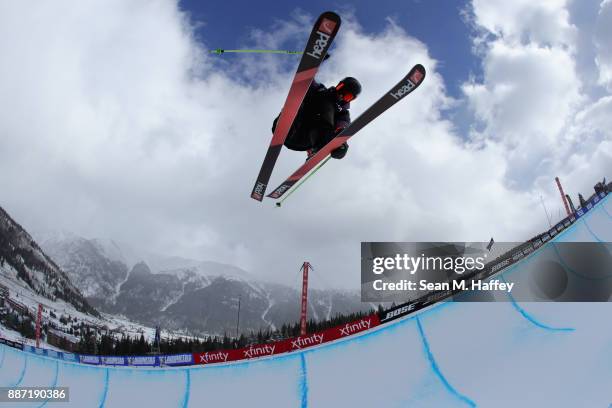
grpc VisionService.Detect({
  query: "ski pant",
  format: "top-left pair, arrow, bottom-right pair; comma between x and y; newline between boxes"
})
284,124 -> 334,151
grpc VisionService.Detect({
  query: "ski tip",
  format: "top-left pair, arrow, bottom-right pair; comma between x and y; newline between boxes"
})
316,11 -> 341,36
320,11 -> 341,21
407,64 -> 426,87
414,64 -> 426,78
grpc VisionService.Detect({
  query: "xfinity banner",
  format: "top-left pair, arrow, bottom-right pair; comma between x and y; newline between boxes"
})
362,241 -> 612,302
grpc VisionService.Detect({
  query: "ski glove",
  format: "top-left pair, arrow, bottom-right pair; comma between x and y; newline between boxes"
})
330,142 -> 348,159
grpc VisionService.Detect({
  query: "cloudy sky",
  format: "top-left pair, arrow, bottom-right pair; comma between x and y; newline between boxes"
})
0,0 -> 610,289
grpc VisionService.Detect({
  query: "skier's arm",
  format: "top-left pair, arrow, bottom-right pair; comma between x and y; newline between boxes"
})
330,108 -> 350,159
330,142 -> 348,159
334,109 -> 351,134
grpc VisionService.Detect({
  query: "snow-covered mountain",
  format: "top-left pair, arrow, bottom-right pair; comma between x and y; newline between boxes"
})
0,206 -> 97,316
35,234 -> 129,308
38,233 -> 371,336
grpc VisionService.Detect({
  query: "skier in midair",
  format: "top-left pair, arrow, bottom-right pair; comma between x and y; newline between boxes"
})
272,77 -> 361,160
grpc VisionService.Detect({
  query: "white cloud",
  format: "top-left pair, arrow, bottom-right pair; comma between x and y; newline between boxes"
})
463,0 -> 610,195
0,2 -> 609,290
463,42 -> 581,142
469,0 -> 577,48
595,0 -> 612,89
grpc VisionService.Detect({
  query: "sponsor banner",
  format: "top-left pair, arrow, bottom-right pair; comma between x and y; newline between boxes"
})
379,303 -> 418,324
194,350 -> 230,365
575,191 -> 606,219
101,356 -> 127,366
238,342 -> 285,360
61,352 -> 77,362
127,355 -> 158,366
0,338 -> 6,345
327,314 -> 380,341
194,314 -> 381,366
512,251 -> 524,261
11,341 -> 23,350
195,342 -> 286,365
34,347 -> 45,355
159,353 -> 193,366
288,332 -> 325,351
491,257 -> 510,273
45,349 -> 59,359
23,345 -> 35,353
290,314 -> 380,351
80,355 -> 101,365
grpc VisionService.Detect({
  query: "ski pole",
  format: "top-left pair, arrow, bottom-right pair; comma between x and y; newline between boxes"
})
210,49 -> 330,60
210,49 -> 302,55
275,155 -> 332,207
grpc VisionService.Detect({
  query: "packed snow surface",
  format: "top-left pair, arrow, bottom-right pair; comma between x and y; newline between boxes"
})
0,196 -> 611,407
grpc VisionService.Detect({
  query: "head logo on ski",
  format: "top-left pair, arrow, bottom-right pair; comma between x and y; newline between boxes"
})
306,18 -> 337,59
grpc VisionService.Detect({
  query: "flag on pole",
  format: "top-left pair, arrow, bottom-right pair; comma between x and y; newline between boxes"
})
154,325 -> 161,347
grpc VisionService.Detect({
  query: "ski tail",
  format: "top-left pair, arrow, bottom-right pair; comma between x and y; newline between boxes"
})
250,11 -> 341,201
267,64 -> 426,199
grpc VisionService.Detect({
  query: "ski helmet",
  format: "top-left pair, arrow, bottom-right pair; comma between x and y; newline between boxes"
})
335,77 -> 361,102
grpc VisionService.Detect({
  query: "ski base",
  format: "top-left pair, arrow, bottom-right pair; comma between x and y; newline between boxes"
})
250,11 -> 341,201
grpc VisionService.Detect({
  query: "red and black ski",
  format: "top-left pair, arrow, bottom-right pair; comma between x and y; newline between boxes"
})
267,64 -> 426,200
250,11 -> 341,201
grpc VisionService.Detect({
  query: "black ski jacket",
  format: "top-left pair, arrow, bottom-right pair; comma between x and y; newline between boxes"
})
272,81 -> 351,154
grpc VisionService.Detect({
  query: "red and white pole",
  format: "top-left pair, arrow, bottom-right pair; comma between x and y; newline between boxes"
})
555,177 -> 571,216
300,262 -> 311,336
35,304 -> 42,348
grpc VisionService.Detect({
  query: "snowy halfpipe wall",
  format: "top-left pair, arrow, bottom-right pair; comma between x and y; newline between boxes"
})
0,194 -> 611,407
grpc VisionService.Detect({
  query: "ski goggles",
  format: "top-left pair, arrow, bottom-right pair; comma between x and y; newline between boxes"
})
336,83 -> 355,102
340,92 -> 355,102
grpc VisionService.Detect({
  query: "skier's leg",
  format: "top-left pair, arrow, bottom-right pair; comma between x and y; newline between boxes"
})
283,121 -> 311,151
310,126 -> 349,159
308,127 -> 328,150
